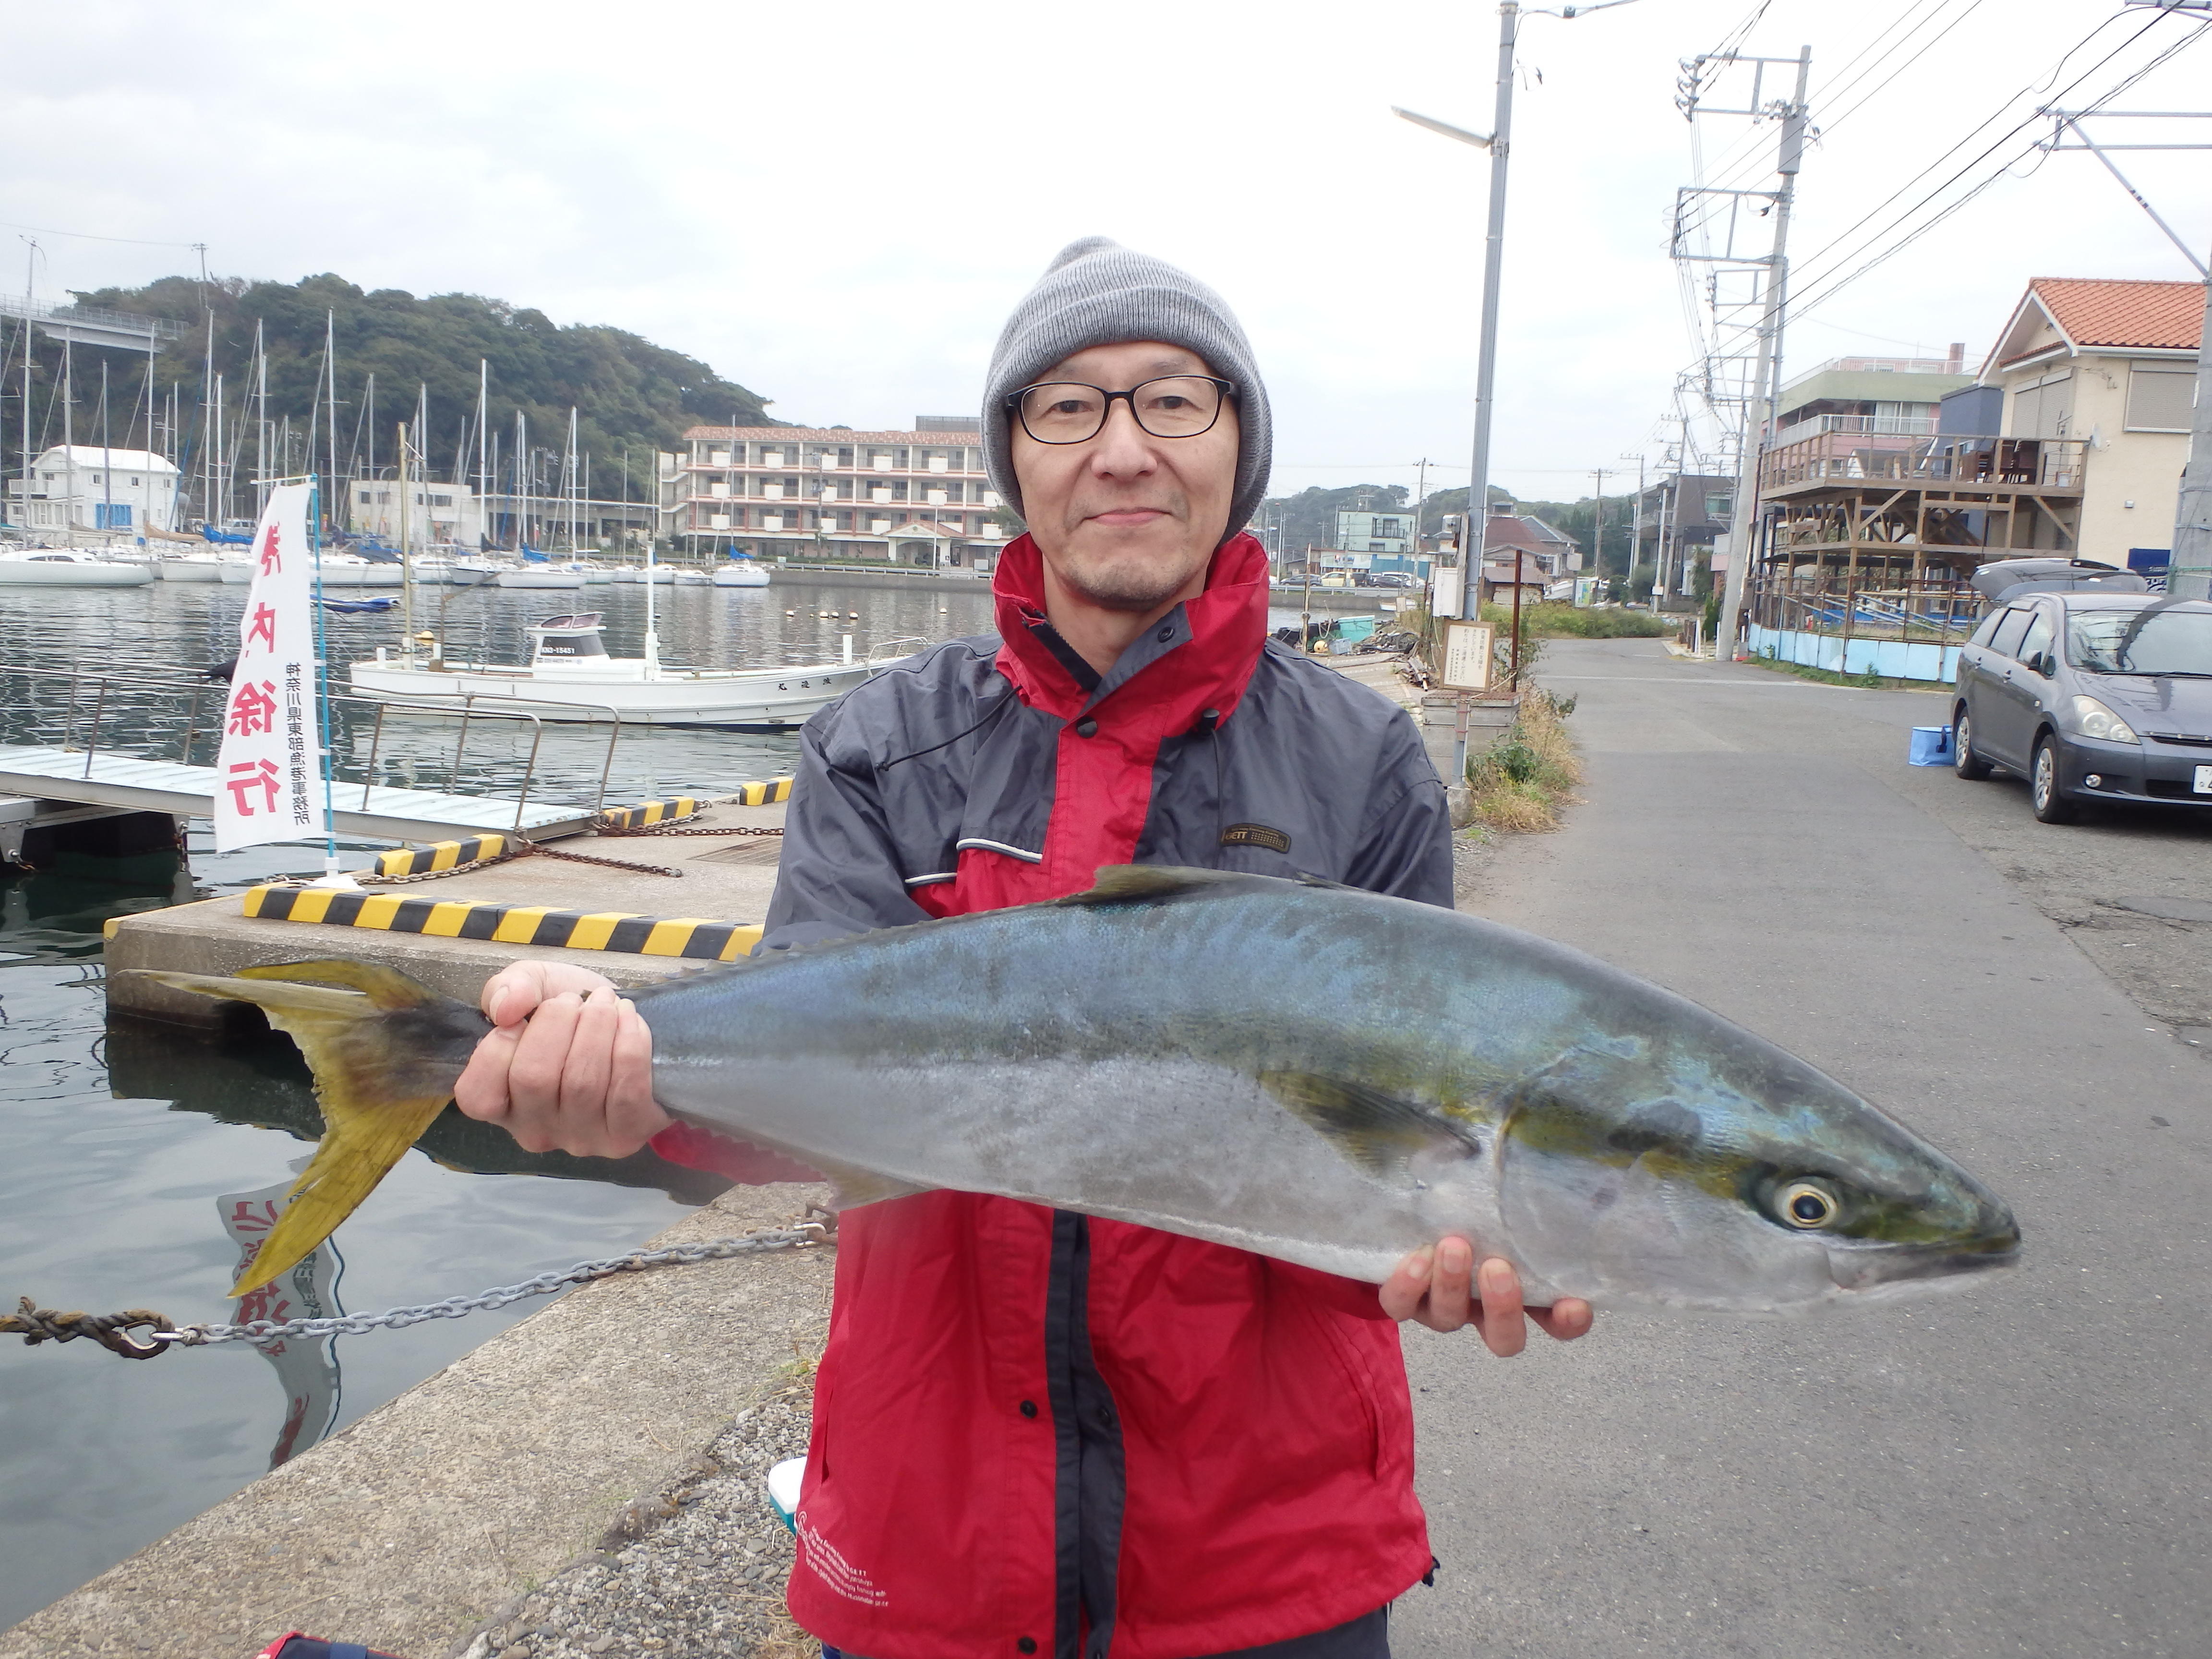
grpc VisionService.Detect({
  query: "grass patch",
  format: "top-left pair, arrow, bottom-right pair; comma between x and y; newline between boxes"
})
1741,651 -> 1949,694
1485,602 -> 1673,640
1464,688 -> 1581,834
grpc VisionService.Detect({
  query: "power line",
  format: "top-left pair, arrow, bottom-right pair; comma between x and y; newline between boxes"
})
0,219 -> 204,250
1785,14 -> 2210,321
1782,8 -> 2164,297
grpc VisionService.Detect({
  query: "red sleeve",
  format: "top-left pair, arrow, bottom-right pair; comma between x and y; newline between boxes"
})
650,1122 -> 825,1186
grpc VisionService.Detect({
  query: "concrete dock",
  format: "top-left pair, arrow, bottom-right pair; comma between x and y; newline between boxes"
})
108,796 -> 791,1029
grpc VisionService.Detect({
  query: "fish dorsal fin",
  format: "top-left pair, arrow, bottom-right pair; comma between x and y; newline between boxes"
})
1060,866 -> 1279,907
1259,1070 -> 1483,1176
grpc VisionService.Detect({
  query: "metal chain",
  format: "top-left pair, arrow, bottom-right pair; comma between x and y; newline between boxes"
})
6,1226 -> 830,1359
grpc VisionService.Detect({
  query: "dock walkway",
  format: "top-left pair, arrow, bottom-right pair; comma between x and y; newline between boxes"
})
0,743 -> 600,843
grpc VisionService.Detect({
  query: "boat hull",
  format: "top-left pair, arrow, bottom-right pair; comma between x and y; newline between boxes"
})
0,559 -> 156,587
496,570 -> 588,589
346,660 -> 874,727
711,565 -> 772,588
157,559 -> 231,582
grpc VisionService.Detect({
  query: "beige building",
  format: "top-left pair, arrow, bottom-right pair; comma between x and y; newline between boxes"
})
1982,277 -> 2201,565
659,416 -> 1010,566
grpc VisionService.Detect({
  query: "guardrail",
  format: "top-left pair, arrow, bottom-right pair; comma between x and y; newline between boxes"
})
1760,432 -> 2086,494
0,655 -> 625,825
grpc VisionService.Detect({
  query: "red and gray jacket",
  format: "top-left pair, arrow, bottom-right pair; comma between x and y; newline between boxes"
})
654,531 -> 1450,1658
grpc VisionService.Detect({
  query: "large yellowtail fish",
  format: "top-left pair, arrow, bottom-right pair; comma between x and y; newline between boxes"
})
130,868 -> 2020,1308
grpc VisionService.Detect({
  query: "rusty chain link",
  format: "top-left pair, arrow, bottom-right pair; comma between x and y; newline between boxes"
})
6,1224 -> 832,1360
2,1297 -> 177,1360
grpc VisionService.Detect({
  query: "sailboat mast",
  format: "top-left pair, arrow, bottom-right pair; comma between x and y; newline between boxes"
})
198,311 -> 214,531
325,310 -> 339,534
253,319 -> 267,512
515,408 -> 527,552
398,420 -> 415,645
565,406 -> 579,554
61,334 -> 75,546
100,360 -> 113,541
475,359 -> 488,553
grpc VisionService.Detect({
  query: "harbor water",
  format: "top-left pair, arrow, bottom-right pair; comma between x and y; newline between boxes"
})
0,574 -> 995,1629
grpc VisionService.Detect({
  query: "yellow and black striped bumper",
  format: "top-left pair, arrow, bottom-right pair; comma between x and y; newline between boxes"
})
242,884 -> 765,961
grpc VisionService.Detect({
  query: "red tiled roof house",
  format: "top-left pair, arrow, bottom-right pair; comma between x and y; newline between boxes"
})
1981,278 -> 2202,565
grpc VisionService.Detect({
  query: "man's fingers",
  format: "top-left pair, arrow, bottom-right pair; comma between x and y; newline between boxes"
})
1528,1297 -> 1595,1343
453,1024 -> 522,1123
1422,1237 -> 1475,1334
558,989 -> 621,1154
1472,1256 -> 1527,1358
1378,1246 -> 1436,1323
605,999 -> 670,1152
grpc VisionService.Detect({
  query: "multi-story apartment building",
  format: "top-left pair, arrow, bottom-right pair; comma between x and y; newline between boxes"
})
659,416 -> 1010,566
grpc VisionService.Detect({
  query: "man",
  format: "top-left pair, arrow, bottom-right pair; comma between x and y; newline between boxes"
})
455,238 -> 1591,1659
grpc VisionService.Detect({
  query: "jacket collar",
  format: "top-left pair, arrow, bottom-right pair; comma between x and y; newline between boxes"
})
992,532 -> 1271,729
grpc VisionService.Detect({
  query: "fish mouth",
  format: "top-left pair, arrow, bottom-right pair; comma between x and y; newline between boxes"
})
1826,1230 -> 2022,1294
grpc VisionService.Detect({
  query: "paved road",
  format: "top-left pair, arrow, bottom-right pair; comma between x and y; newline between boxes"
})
1393,638 -> 2210,1659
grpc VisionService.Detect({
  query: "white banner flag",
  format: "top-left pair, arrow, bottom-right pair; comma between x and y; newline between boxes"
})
213,482 -> 325,852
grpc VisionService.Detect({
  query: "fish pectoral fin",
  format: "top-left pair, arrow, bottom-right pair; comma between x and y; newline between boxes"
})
1259,1070 -> 1482,1177
806,1152 -> 931,1212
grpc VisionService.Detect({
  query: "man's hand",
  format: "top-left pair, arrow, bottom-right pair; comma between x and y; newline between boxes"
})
452,961 -> 668,1158
1380,1237 -> 1594,1357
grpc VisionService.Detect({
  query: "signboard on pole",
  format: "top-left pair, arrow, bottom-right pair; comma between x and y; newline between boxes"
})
213,482 -> 321,852
1438,620 -> 1495,692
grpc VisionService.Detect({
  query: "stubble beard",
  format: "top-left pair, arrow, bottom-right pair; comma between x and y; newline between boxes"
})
1051,497 -> 1210,613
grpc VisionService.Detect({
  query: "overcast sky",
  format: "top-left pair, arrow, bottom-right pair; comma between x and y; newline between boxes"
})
4,0 -> 2206,505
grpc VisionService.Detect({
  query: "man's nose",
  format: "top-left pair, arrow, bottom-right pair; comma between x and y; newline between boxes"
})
1086,399 -> 1159,476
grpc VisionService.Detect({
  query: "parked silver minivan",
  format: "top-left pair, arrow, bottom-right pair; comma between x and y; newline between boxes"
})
1952,592 -> 2212,823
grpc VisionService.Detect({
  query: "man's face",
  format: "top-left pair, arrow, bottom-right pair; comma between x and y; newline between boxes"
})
1009,340 -> 1239,613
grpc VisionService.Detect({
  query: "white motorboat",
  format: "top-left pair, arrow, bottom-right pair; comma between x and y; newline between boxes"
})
157,552 -> 247,583
673,569 -> 712,587
711,560 -> 771,588
0,548 -> 157,587
497,565 -> 588,590
347,612 -> 876,728
216,553 -> 402,588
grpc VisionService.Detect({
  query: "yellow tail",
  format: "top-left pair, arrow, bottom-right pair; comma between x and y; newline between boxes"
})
124,962 -> 486,1296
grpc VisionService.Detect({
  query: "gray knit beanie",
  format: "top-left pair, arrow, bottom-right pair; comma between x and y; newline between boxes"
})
982,237 -> 1272,544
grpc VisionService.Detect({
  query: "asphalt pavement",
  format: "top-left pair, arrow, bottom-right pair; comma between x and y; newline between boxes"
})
1392,637 -> 2210,1659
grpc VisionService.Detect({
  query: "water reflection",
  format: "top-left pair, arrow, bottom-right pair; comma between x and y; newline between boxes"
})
218,1165 -> 347,1469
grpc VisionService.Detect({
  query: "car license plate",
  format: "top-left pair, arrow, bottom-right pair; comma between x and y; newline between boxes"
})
2197,765 -> 2212,794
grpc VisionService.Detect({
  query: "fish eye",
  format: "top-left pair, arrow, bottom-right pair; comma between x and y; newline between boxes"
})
1778,1179 -> 1839,1229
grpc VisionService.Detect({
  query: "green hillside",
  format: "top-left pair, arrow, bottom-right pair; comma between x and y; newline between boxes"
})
21,272 -> 778,494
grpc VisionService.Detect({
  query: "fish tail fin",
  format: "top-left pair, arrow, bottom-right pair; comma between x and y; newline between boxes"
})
123,962 -> 485,1296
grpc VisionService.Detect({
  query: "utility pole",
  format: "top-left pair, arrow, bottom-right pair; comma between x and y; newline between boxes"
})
2039,91 -> 2212,597
1393,0 -> 1642,653
1588,467 -> 1611,599
1713,46 -> 1811,662
1622,452 -> 1647,601
2176,260 -> 2212,600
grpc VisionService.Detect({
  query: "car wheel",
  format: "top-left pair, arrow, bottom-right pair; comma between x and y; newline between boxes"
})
2031,733 -> 2080,824
1953,706 -> 1993,780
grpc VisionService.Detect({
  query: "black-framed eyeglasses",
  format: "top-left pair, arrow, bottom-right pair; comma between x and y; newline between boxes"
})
1008,375 -> 1238,445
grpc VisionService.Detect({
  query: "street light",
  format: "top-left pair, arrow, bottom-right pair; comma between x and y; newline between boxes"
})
1394,0 -> 1641,658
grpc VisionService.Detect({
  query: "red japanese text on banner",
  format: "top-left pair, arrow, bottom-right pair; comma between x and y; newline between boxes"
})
213,482 -> 323,852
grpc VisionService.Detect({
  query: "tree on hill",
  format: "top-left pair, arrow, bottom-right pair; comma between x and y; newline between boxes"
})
13,273 -> 777,508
